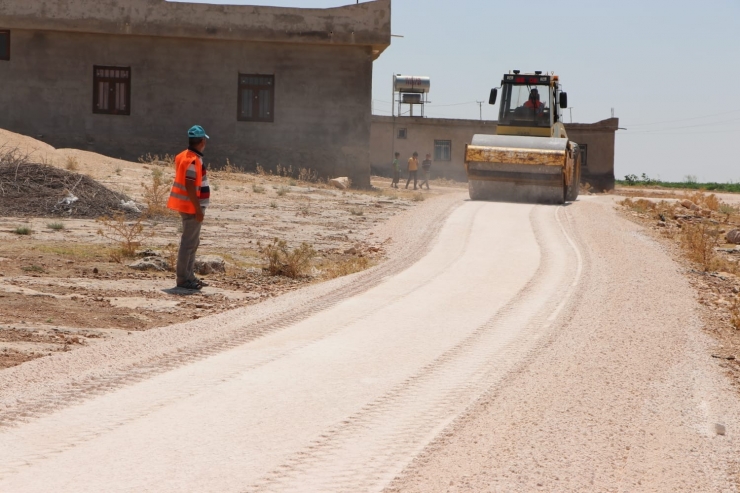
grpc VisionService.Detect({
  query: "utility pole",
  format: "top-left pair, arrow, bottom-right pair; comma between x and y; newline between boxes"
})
569,107 -> 573,124
476,101 -> 484,121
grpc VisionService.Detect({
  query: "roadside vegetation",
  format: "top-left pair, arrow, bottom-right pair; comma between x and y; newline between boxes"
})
619,191 -> 740,334
618,173 -> 740,193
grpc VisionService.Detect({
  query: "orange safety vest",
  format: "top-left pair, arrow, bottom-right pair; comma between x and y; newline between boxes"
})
167,150 -> 203,214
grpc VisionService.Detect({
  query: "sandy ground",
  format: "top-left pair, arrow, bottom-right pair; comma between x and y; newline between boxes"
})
1,192 -> 738,491
1,128 -> 456,368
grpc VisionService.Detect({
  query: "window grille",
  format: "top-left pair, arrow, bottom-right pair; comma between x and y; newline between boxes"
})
93,66 -> 131,115
238,74 -> 274,122
0,31 -> 10,61
397,128 -> 407,139
434,140 -> 452,161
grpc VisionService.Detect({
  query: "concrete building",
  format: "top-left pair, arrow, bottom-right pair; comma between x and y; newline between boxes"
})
0,0 -> 391,187
370,116 -> 618,191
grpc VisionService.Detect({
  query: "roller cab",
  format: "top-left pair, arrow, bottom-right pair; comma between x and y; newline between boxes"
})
465,71 -> 580,203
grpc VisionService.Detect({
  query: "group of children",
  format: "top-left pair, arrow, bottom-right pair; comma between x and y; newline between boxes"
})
390,151 -> 432,190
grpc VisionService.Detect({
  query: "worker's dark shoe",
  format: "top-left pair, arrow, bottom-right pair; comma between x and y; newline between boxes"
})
177,280 -> 202,291
194,277 -> 209,288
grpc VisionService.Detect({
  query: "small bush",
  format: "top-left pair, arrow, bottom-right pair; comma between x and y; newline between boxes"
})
270,201 -> 278,209
731,297 -> 740,330
262,238 -> 316,278
21,265 -> 45,273
65,156 -> 79,171
13,226 -> 32,235
289,179 -> 297,187
680,220 -> 720,271
412,192 -> 425,202
114,165 -> 122,175
253,184 -> 265,193
96,213 -> 150,258
277,186 -> 289,197
349,207 -> 364,216
163,243 -> 178,272
47,222 -> 65,231
141,167 -> 172,217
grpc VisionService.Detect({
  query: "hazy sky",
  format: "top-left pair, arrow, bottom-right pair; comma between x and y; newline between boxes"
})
173,0 -> 740,182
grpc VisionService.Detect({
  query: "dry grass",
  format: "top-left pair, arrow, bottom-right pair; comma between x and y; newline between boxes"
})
277,186 -> 289,197
65,156 -> 79,171
252,184 -> 265,194
262,238 -> 316,278
13,226 -> 32,235
139,153 -> 175,168
323,256 -> 370,279
349,207 -> 364,216
412,192 -> 425,202
162,243 -> 178,273
96,213 -> 150,259
46,222 -> 65,231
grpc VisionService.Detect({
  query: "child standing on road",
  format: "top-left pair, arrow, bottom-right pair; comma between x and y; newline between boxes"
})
420,153 -> 432,190
406,152 -> 419,190
391,152 -> 401,188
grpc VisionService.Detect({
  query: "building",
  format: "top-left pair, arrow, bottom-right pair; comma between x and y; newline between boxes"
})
0,0 -> 391,187
370,116 -> 618,191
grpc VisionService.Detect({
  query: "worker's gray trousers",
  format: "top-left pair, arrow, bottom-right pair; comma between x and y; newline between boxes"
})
176,212 -> 202,286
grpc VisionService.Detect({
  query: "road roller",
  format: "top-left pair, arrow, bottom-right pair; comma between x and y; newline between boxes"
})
464,71 -> 581,203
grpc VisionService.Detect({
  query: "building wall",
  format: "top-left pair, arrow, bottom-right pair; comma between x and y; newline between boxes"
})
370,116 -> 618,190
0,29 -> 375,186
370,116 -> 497,182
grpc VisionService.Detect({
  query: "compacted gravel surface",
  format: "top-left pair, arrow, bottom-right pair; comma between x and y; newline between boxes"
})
1,194 -> 738,492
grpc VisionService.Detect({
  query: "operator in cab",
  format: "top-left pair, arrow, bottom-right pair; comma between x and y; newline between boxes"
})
523,88 -> 545,115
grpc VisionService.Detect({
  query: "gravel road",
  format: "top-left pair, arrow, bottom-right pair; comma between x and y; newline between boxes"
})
1,195 -> 738,492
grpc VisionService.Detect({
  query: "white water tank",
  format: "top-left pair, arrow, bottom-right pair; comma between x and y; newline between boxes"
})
394,76 -> 431,94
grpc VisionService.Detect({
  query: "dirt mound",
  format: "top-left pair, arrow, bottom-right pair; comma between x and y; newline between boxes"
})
0,153 -> 134,218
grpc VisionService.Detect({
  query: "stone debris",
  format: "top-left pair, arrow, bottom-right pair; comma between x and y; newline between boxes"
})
714,423 -> 726,436
726,229 -> 740,244
329,177 -> 350,190
195,255 -> 226,275
129,257 -> 170,272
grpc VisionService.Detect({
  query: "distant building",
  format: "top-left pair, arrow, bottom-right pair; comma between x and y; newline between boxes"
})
370,116 -> 618,191
0,0 -> 391,187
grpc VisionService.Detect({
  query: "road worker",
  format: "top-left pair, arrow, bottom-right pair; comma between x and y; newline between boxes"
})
167,125 -> 211,290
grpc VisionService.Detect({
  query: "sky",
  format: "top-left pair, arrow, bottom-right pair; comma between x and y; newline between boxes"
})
172,0 -> 740,182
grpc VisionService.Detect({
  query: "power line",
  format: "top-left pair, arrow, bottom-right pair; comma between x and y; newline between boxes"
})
628,108 -> 740,127
624,117 -> 740,134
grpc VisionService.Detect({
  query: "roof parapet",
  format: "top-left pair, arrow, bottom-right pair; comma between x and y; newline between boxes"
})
0,0 -> 391,57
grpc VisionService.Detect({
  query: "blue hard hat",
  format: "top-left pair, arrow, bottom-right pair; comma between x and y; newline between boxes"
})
188,125 -> 210,139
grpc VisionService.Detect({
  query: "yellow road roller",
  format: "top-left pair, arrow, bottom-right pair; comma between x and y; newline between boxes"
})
464,71 -> 581,203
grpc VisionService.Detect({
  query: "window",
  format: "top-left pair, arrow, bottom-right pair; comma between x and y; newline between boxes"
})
579,144 -> 588,171
434,140 -> 452,161
0,31 -> 9,61
498,83 -> 552,128
238,74 -> 274,122
93,66 -> 131,115
397,128 -> 407,139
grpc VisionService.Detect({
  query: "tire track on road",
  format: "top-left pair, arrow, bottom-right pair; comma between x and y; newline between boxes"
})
244,204 -> 584,492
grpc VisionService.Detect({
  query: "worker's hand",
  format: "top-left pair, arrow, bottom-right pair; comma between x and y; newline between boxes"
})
195,211 -> 205,223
